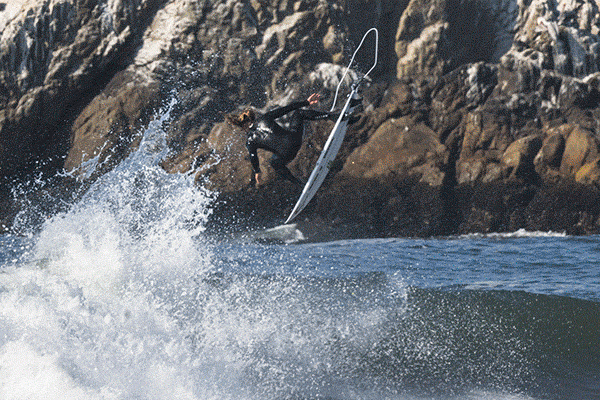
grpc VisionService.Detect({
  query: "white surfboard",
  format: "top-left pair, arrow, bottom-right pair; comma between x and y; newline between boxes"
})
285,89 -> 361,224
285,27 -> 379,224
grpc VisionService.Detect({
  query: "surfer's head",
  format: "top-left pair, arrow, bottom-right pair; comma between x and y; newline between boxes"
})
227,108 -> 255,130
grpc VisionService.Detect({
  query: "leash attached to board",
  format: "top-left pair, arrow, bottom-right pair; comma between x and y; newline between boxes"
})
285,28 -> 379,224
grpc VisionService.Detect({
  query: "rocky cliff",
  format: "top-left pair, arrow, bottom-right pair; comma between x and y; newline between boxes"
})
1,0 -> 600,239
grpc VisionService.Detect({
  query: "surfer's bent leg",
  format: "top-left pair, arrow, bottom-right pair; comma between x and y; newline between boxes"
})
269,154 -> 303,187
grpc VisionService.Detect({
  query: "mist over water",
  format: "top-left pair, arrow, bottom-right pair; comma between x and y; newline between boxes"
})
0,96 -> 598,400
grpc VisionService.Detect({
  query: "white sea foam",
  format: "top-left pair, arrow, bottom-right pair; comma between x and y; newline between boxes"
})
459,228 -> 567,239
0,97 -> 220,399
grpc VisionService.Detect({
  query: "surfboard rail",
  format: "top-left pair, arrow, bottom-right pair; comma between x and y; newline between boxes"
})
285,89 -> 360,224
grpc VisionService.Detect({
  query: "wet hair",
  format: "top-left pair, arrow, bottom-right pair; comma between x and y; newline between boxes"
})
226,108 -> 256,128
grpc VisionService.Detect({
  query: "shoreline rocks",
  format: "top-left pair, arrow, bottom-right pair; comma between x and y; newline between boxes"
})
1,0 -> 600,239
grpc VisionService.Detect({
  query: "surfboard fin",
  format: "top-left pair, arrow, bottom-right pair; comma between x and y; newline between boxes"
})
349,96 -> 362,107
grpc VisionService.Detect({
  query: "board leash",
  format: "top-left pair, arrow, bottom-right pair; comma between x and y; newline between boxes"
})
330,28 -> 379,113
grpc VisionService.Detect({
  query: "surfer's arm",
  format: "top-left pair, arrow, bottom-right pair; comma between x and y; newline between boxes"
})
263,101 -> 310,120
263,94 -> 320,119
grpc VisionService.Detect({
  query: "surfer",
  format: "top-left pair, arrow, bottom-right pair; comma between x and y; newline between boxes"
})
227,93 -> 344,187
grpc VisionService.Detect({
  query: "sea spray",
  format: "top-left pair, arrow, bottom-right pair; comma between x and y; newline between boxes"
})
0,96 -> 220,399
28,96 -> 215,293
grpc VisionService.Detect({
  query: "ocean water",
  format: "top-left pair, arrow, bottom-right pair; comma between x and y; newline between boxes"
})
0,102 -> 599,400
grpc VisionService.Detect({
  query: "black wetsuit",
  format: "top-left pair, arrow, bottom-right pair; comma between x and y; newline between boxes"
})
246,100 -> 333,186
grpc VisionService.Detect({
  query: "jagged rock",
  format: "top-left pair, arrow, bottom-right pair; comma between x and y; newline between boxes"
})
576,157 -> 600,186
456,108 -> 512,184
190,122 -> 254,192
0,0 -> 165,179
342,116 -> 446,186
394,0 -> 517,80
64,70 -> 160,179
534,130 -> 566,177
560,126 -> 599,176
2,0 -> 600,237
501,134 -> 543,180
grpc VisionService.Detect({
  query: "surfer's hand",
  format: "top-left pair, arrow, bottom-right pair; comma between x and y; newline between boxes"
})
307,93 -> 320,105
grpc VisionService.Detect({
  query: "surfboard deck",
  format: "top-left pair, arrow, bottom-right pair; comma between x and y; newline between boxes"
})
283,28 -> 377,224
285,89 -> 361,224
